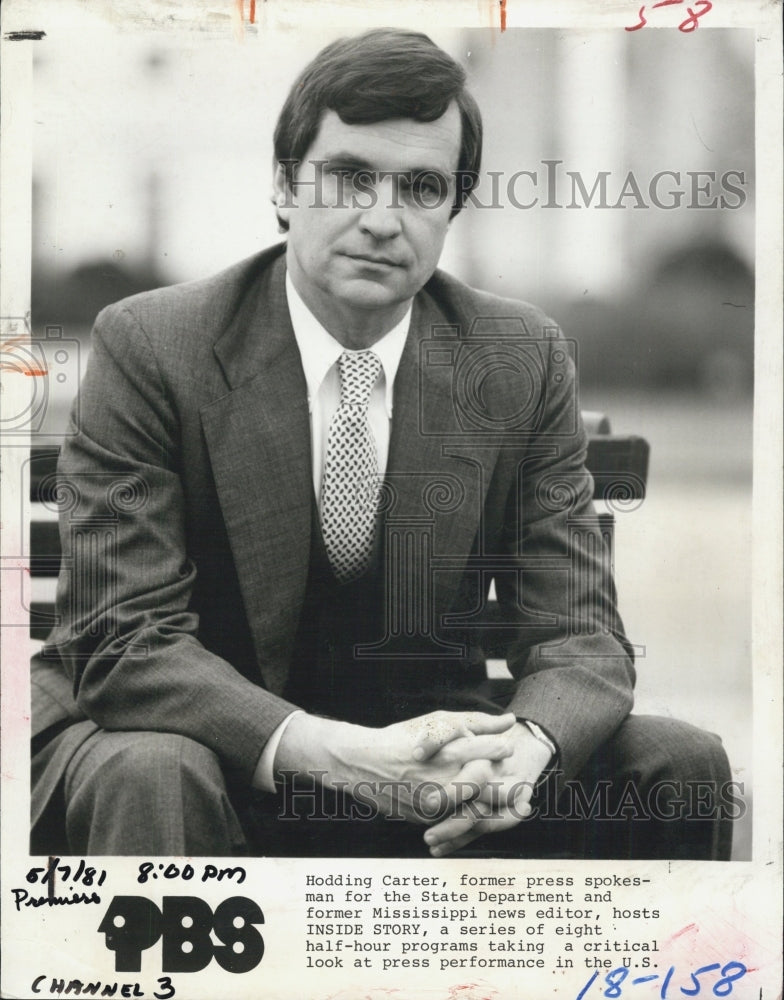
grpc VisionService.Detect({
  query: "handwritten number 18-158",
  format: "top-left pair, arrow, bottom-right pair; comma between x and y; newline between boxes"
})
576,962 -> 747,1000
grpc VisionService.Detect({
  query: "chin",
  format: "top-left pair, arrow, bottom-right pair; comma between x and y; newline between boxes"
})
336,278 -> 407,310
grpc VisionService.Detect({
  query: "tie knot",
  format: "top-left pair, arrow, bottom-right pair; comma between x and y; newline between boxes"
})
337,350 -> 381,408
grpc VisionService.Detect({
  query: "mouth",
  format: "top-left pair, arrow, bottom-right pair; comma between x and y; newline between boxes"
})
343,253 -> 403,268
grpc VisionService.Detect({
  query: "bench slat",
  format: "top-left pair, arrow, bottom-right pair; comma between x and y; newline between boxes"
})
28,417 -> 647,647
30,520 -> 61,577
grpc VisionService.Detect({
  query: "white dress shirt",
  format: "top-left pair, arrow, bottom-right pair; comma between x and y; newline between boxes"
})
252,274 -> 411,790
286,272 -> 411,500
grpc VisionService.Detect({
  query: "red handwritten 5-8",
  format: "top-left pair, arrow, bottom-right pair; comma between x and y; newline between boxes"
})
626,0 -> 713,33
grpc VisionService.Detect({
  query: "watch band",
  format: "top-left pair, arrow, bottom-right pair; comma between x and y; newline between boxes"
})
523,719 -> 557,760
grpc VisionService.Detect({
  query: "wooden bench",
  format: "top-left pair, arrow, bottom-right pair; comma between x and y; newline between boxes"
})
27,412 -> 649,651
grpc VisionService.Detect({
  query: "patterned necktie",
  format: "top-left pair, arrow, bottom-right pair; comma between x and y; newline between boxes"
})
320,350 -> 382,583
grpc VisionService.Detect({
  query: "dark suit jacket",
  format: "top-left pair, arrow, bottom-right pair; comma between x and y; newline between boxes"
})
32,243 -> 634,826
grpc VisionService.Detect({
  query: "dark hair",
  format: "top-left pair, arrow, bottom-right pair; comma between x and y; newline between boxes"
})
273,28 -> 482,226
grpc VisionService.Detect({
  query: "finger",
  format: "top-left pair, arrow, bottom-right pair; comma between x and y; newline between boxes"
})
426,806 -> 524,857
411,712 -> 516,761
454,757 -> 496,791
425,786 -> 530,844
473,775 -> 537,812
421,758 -> 495,815
511,783 -> 535,816
424,801 -> 493,846
427,827 -> 485,857
434,733 -> 514,766
425,809 -> 498,856
462,712 -> 517,736
408,712 -> 468,761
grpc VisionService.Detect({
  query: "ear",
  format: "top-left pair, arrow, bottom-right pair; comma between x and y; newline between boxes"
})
272,160 -> 295,227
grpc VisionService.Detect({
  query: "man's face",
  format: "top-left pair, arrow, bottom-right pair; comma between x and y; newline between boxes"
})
274,103 -> 461,342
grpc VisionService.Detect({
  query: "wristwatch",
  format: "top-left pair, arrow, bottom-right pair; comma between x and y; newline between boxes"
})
522,719 -> 558,769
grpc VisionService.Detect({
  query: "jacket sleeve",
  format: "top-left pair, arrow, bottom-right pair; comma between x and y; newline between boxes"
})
50,303 -> 299,781
495,327 -> 636,787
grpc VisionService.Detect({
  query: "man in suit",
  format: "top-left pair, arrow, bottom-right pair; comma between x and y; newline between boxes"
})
31,28 -> 733,859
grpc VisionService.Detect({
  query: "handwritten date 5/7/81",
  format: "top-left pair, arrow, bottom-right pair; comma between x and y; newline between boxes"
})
577,962 -> 747,1000
26,859 -> 106,887
137,861 -> 246,884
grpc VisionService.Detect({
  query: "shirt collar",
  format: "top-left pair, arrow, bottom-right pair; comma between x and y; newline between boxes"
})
286,271 -> 410,418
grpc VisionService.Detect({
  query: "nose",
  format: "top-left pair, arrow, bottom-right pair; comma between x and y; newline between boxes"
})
358,174 -> 404,240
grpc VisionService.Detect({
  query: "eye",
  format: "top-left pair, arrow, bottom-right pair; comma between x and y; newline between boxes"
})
409,173 -> 448,206
413,179 -> 439,197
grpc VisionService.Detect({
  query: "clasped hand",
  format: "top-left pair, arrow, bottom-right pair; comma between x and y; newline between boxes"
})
279,709 -> 552,856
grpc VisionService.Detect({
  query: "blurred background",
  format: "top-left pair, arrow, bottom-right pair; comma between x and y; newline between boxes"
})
28,9 -> 753,856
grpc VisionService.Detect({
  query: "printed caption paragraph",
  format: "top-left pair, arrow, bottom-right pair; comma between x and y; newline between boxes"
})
302,872 -> 660,972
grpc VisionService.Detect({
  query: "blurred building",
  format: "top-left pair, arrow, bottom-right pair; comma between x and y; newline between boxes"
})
32,20 -> 754,398
445,29 -> 754,393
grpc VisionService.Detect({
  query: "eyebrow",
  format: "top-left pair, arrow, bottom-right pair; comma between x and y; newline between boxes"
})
320,154 -> 375,170
320,153 -> 454,178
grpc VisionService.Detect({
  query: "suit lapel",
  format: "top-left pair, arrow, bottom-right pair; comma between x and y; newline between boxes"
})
201,253 -> 312,695
200,256 -> 503,688
386,291 -> 500,628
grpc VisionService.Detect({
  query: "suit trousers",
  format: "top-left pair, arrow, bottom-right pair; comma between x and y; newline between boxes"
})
41,711 -> 734,861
